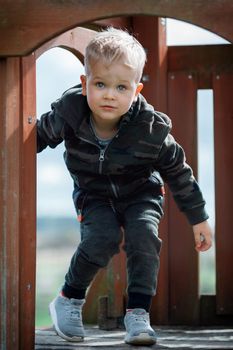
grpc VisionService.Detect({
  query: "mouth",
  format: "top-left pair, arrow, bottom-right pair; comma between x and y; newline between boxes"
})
101,105 -> 117,110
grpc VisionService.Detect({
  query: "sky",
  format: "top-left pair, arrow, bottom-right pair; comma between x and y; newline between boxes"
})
36,18 -> 230,220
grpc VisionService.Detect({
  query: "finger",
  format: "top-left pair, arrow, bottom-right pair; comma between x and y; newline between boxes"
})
194,233 -> 203,249
195,234 -> 212,252
197,239 -> 212,252
195,240 -> 202,251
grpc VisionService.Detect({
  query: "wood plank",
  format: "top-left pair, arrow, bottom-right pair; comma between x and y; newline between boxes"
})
106,241 -> 127,319
0,57 -> 21,348
0,58 -> 7,349
35,326 -> 233,349
131,15 -> 169,325
168,45 -> 233,73
0,0 -> 233,56
19,54 -> 37,349
93,17 -> 132,30
168,45 -> 233,89
83,269 -> 108,324
200,295 -> 233,325
0,55 -> 37,349
83,240 -> 127,325
213,73 -> 233,315
167,71 -> 199,325
35,27 -> 97,61
132,16 -> 168,111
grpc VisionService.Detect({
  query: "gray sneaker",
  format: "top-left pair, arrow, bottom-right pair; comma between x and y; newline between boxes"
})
49,295 -> 85,342
124,308 -> 157,345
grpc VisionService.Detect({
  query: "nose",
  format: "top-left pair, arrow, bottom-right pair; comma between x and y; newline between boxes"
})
104,88 -> 115,100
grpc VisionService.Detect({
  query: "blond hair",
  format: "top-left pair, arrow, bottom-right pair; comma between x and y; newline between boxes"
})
84,27 -> 147,82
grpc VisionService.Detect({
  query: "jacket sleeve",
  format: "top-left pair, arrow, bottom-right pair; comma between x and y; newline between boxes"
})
37,100 -> 65,153
156,133 -> 209,225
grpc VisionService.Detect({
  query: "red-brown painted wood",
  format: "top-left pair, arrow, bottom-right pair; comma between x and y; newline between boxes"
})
132,15 -> 169,325
19,54 -> 37,349
213,73 -> 233,315
168,45 -> 233,89
35,27 -> 97,61
167,71 -> 199,325
0,1 -> 232,56
0,57 -> 21,348
0,55 -> 37,350
0,8 -> 233,349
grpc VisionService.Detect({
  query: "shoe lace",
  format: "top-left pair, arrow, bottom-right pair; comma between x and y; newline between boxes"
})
63,300 -> 81,321
130,312 -> 148,324
69,308 -> 81,321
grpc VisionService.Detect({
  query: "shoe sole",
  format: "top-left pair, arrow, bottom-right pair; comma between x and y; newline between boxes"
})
125,332 -> 157,345
49,300 -> 84,342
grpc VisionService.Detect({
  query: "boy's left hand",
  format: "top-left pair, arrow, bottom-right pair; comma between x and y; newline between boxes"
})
192,220 -> 213,252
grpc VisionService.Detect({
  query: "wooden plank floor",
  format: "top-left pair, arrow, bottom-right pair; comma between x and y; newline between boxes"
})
35,326 -> 233,349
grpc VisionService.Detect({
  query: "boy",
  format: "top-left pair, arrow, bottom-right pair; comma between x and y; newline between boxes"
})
37,28 -> 212,346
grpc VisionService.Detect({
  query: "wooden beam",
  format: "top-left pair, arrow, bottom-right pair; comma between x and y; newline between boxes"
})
0,0 -> 232,56
168,45 -> 233,73
168,45 -> 233,88
93,16 -> 132,30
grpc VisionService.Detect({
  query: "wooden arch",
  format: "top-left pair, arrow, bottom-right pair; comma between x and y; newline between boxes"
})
0,0 -> 232,57
35,27 -> 96,61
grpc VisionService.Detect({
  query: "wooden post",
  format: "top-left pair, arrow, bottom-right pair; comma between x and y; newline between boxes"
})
167,71 -> 199,325
214,73 -> 233,315
0,55 -> 36,350
131,15 -> 169,325
0,57 -> 21,349
19,54 -> 37,349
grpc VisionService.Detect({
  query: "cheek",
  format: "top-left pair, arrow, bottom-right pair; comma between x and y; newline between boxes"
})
118,97 -> 134,114
121,94 -> 136,107
87,90 -> 97,107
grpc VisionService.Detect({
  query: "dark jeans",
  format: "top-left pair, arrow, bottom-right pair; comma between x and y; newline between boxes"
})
65,188 -> 164,296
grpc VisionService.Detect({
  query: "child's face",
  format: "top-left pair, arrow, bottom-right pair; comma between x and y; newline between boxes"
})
80,59 -> 143,129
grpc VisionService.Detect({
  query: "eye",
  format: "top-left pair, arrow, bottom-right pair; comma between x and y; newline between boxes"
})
117,85 -> 126,92
96,82 -> 105,89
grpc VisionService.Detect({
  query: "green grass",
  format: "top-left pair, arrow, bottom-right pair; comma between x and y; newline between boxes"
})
36,248 -> 75,327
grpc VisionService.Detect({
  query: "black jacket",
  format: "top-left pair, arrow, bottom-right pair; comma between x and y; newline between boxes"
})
37,85 -> 208,225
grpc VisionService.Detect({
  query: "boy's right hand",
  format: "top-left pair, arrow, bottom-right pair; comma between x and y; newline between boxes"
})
192,220 -> 213,252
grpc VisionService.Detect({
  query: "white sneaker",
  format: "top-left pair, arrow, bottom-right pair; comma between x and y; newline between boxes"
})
49,295 -> 85,342
124,308 -> 157,345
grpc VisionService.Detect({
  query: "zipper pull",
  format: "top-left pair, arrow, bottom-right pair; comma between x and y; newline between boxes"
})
99,149 -> 105,161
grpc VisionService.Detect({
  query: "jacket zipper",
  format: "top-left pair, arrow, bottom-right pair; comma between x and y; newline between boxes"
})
79,135 -> 120,198
99,148 -> 105,173
79,135 -> 103,172
99,145 -> 119,198
109,178 -> 119,198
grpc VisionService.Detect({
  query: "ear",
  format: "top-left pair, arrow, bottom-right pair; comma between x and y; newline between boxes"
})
80,75 -> 87,96
134,83 -> 143,101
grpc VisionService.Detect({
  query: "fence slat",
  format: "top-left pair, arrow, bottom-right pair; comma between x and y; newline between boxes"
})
168,71 -> 199,325
214,73 -> 233,315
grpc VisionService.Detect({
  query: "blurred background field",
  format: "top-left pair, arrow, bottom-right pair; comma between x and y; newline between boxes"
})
36,217 -> 80,327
